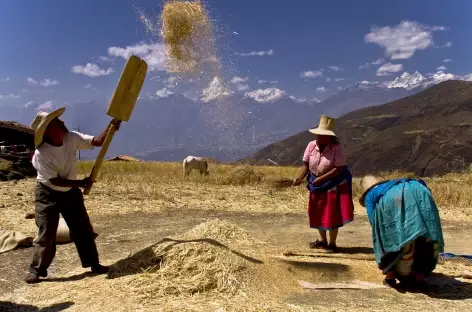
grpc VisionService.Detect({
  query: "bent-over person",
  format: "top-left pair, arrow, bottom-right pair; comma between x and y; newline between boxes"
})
25,107 -> 119,284
359,175 -> 445,288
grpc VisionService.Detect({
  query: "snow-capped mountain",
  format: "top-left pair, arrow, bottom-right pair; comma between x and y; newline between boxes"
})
387,71 -> 458,90
245,88 -> 288,103
387,72 -> 426,90
200,77 -> 232,102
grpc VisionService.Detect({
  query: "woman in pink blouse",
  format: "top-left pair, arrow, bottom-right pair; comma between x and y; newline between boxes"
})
293,115 -> 354,253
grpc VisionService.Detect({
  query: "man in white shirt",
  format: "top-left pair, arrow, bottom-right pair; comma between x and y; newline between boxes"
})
25,107 -> 119,284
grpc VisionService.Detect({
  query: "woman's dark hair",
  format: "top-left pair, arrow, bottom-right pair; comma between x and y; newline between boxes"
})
331,136 -> 340,144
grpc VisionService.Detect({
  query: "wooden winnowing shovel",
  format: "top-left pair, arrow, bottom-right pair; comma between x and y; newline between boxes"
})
83,55 -> 148,195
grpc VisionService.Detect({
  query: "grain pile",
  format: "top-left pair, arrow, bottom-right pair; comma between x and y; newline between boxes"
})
112,219 -> 259,299
161,0 -> 218,74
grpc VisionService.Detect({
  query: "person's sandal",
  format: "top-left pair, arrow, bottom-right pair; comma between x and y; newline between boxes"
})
326,244 -> 338,253
25,273 -> 40,284
309,239 -> 328,249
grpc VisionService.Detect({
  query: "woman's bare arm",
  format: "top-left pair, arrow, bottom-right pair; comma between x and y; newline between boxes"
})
313,167 -> 343,185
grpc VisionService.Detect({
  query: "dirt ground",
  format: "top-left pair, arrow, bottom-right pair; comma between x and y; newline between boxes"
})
1,178 -> 472,311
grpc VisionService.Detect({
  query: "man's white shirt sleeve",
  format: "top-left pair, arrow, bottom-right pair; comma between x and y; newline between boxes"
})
71,131 -> 95,150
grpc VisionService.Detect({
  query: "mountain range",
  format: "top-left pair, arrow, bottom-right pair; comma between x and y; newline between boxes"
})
0,71 -> 462,161
242,80 -> 472,177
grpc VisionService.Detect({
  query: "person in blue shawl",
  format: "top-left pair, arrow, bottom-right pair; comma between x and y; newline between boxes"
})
359,175 -> 445,288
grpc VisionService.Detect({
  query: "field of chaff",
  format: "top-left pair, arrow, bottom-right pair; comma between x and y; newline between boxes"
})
1,162 -> 472,312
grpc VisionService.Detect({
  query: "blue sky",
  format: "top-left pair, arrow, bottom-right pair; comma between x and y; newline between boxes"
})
0,0 -> 471,108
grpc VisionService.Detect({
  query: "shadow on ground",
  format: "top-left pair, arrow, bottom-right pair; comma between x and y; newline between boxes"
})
394,273 -> 472,300
107,237 -> 263,279
0,301 -> 73,312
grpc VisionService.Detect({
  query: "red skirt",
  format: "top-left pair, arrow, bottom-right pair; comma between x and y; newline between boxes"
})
308,181 -> 354,230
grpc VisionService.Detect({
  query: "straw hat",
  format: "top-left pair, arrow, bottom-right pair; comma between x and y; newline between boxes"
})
359,175 -> 384,206
30,107 -> 66,148
309,115 -> 336,136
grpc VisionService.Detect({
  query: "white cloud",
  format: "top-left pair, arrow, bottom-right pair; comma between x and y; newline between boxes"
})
329,66 -> 343,72
443,58 -> 453,63
230,76 -> 248,84
0,93 -> 20,100
245,88 -> 286,103
27,77 -> 59,87
358,58 -> 385,69
1,77 -> 10,83
99,56 -> 113,62
38,101 -> 53,111
84,84 -> 99,91
301,70 -> 323,78
316,87 -> 326,92
443,41 -> 453,48
425,25 -> 448,31
154,87 -> 175,98
334,78 -> 345,82
71,63 -> 114,77
27,77 -> 38,85
108,42 -> 165,72
237,49 -> 274,57
201,77 -> 232,102
376,62 -> 404,76
372,58 -> 385,65
236,84 -> 250,92
40,78 -> 59,87
24,101 -> 35,107
20,88 -> 29,93
337,86 -> 345,91
436,66 -> 447,71
365,20 -> 444,60
325,78 -> 332,82
257,79 -> 278,85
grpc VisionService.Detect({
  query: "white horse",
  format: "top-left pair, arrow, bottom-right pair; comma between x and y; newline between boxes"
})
183,156 -> 209,177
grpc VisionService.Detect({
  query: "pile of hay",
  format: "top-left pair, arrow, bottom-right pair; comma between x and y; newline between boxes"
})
113,219 -> 258,298
161,0 -> 217,74
224,166 -> 265,185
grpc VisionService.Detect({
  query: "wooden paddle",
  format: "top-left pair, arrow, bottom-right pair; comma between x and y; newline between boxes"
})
83,55 -> 148,195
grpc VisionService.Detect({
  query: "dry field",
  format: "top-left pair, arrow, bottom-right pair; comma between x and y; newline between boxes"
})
1,162 -> 472,312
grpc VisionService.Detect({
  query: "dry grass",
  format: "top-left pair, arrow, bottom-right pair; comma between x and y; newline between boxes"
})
77,161 -> 472,217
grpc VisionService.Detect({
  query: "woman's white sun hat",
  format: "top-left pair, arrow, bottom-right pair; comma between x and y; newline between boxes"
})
359,175 -> 383,206
309,114 -> 337,136
30,107 -> 66,148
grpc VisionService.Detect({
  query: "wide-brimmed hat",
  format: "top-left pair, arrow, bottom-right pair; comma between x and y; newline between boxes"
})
359,175 -> 385,206
30,107 -> 66,148
309,115 -> 336,136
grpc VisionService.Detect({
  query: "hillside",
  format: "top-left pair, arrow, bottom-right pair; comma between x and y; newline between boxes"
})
241,80 -> 472,177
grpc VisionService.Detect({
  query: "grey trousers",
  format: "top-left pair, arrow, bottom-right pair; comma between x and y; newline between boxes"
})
28,183 -> 99,276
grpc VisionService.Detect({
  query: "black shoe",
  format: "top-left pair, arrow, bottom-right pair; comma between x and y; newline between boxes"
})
326,244 -> 338,253
25,273 -> 40,284
91,264 -> 109,275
